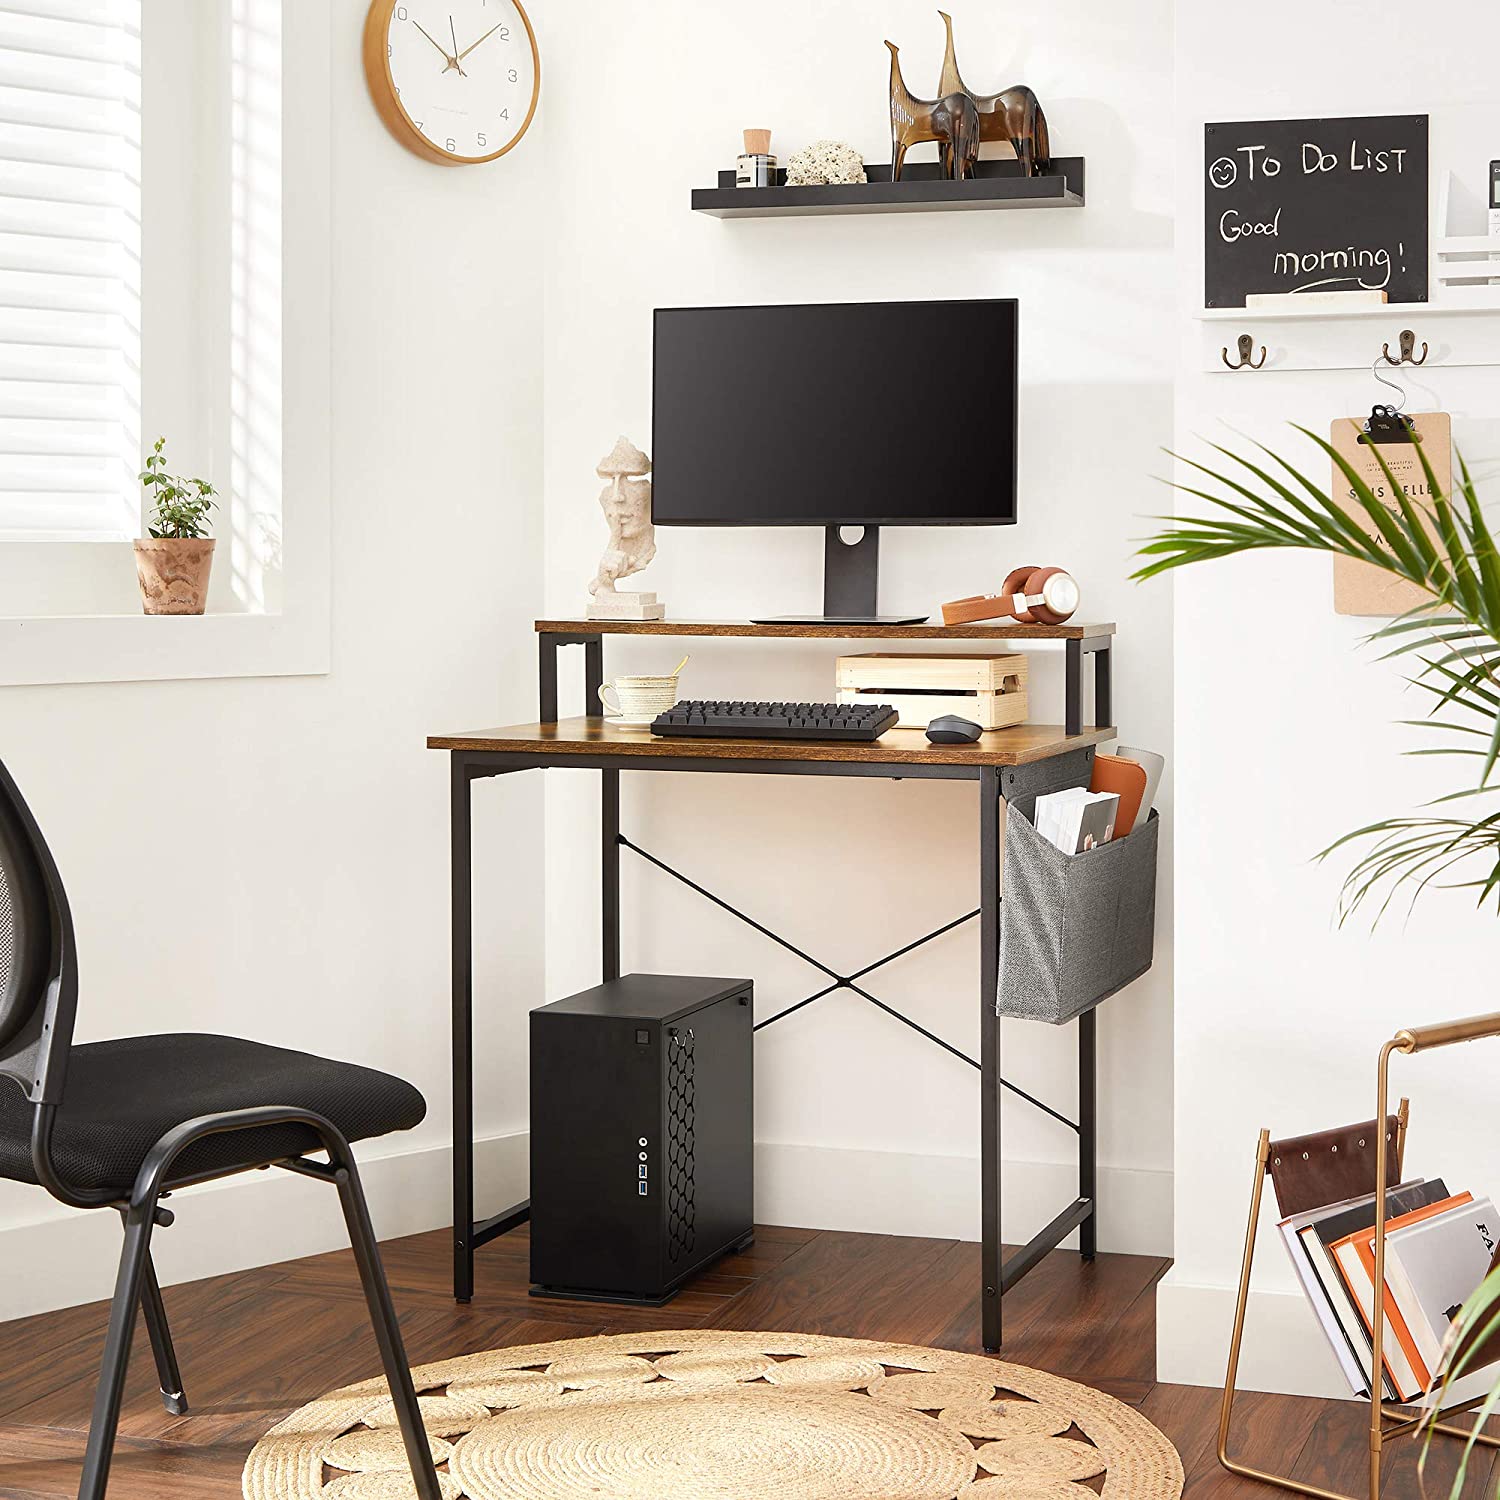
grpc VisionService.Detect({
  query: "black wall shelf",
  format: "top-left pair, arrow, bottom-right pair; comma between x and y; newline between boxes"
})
692,157 -> 1085,219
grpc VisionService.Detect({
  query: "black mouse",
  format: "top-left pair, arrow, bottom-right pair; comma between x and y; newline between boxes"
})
926,714 -> 983,744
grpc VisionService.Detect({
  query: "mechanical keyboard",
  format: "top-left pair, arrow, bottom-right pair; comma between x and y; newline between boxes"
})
650,700 -> 900,742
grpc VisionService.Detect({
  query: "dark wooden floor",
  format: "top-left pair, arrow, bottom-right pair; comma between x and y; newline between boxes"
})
0,1224 -> 1496,1498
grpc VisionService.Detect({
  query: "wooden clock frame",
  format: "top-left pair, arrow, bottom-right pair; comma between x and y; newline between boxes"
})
361,0 -> 541,166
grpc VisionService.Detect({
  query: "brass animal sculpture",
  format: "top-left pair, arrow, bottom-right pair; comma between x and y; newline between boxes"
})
886,40 -> 980,182
937,9 -> 1051,178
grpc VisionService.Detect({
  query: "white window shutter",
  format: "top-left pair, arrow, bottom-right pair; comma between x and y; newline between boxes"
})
0,0 -> 141,540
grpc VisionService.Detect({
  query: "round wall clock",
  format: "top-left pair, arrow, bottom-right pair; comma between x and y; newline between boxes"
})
362,0 -> 540,166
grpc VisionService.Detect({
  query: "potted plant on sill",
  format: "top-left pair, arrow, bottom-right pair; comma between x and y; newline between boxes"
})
1136,429 -> 1500,1482
134,436 -> 218,615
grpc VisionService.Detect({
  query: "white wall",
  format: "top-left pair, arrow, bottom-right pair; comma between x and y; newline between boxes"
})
540,0 -> 1176,1250
0,0 -> 545,1319
1159,1 -> 1500,1392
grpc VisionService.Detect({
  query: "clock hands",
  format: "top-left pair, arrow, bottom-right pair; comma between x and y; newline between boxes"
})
456,21 -> 504,61
411,19 -> 461,73
409,11 -> 508,85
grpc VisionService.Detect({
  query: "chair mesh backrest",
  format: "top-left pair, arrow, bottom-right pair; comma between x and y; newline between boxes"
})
0,772 -> 53,1055
0,859 -> 14,1009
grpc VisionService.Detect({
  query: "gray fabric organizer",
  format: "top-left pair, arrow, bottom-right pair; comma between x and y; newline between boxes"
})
996,749 -> 1158,1025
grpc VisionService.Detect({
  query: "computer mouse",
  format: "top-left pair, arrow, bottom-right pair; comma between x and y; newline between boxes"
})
926,714 -> 983,744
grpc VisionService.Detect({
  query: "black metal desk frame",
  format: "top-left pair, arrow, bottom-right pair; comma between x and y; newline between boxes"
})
448,627 -> 1115,1352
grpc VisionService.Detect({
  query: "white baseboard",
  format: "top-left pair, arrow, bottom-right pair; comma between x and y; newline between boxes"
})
0,1133 -> 1171,1324
754,1141 -> 1173,1255
0,1130 -> 529,1325
1155,1267 -> 1355,1397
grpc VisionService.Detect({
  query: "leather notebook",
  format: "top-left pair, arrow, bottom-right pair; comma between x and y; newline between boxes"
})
1090,754 -> 1148,838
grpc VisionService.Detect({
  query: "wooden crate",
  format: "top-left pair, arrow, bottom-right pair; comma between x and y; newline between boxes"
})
835,652 -> 1028,730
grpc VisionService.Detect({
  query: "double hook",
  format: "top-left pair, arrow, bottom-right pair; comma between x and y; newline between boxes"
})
1221,333 -> 1266,371
1381,328 -> 1427,366
1221,327 -> 1430,373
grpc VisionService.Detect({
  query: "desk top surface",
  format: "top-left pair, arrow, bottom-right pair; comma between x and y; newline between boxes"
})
428,717 -> 1114,767
536,618 -> 1115,642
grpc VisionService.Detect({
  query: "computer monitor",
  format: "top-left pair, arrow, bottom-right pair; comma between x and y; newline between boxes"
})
652,299 -> 1018,623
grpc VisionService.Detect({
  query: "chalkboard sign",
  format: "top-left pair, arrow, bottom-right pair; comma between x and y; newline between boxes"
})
1204,114 -> 1428,308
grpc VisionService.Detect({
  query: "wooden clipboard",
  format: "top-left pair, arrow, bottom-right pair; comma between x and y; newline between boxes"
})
1331,410 -> 1451,617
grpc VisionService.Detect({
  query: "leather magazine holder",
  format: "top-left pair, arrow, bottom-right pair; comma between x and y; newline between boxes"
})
1266,1113 -> 1405,1219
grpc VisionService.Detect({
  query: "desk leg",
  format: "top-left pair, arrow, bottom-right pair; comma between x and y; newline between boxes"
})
451,756 -> 475,1303
1093,642 -> 1113,731
602,770 -> 620,982
585,638 -> 604,715
979,767 -> 1003,1351
539,635 -> 559,724
1064,640 -> 1082,737
1079,1008 -> 1098,1260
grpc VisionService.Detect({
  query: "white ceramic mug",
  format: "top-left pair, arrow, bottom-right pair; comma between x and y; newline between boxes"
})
598,673 -> 680,725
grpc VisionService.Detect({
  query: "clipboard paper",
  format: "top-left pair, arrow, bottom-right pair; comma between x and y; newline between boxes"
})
1331,411 -> 1452,618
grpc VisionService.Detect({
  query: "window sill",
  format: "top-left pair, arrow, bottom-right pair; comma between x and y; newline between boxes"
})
0,608 -> 329,687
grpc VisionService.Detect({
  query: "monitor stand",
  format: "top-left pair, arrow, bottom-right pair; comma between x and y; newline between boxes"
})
751,526 -> 929,626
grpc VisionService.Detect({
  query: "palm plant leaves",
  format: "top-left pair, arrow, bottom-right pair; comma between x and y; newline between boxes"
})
1140,425 -> 1500,1486
1138,424 -> 1500,925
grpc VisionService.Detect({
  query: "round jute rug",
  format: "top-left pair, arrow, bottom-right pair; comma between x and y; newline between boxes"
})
242,1329 -> 1184,1500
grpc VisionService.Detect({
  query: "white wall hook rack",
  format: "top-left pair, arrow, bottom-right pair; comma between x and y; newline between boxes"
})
1196,301 -> 1500,373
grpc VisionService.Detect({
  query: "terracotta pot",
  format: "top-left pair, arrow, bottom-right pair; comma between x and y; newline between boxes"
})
133,537 -> 215,616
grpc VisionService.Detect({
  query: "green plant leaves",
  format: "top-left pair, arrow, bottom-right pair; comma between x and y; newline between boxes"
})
1139,423 -> 1500,1492
1137,425 -> 1500,923
138,435 -> 215,540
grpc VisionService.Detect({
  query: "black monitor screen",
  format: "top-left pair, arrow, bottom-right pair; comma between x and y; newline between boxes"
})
651,300 -> 1018,527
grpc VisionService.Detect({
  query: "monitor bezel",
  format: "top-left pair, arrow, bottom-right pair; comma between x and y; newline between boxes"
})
650,298 -> 1019,528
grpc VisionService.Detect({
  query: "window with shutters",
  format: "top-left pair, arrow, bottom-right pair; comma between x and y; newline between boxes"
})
0,0 -> 141,540
0,0 -> 323,686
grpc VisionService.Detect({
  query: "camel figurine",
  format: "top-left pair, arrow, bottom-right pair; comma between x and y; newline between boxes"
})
937,9 -> 1051,178
886,40 -> 980,182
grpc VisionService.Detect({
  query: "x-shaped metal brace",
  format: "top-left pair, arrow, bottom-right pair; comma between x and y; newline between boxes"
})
618,835 -> 1078,1135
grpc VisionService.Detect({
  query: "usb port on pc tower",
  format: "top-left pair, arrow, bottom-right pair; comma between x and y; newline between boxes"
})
638,1180 -> 648,1196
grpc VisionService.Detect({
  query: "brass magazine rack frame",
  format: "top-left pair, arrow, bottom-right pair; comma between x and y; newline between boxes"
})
1220,1010 -> 1500,1500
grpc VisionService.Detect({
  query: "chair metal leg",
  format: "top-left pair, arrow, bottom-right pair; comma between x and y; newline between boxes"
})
139,1254 -> 187,1416
66,1105 -> 442,1500
78,1201 -> 157,1500
330,1147 -> 443,1500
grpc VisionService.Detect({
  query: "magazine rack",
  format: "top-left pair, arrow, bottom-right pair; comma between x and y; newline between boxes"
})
1220,1010 -> 1500,1500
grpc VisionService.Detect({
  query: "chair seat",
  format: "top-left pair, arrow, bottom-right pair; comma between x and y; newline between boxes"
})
0,1033 -> 426,1194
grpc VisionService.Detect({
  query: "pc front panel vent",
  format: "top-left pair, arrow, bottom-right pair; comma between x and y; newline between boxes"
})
666,1026 -> 697,1262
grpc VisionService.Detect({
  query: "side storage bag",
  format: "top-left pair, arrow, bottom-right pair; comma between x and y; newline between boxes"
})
996,801 -> 1159,1025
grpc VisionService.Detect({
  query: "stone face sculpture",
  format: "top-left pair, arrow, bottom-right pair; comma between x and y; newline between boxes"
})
589,436 -> 656,597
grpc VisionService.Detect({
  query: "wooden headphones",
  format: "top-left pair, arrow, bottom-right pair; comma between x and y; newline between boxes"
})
941,567 -> 1081,627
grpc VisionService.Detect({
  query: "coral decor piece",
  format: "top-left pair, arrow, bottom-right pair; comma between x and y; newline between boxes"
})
785,140 -> 868,186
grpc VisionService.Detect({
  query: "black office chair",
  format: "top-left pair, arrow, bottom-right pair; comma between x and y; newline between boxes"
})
0,758 -> 443,1500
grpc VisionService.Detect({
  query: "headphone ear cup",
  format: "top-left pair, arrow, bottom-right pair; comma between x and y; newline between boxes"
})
1000,566 -> 1038,623
1025,566 -> 1079,626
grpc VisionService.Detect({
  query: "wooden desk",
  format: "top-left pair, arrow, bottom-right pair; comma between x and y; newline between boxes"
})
429,718 -> 1114,769
433,621 -> 1118,1352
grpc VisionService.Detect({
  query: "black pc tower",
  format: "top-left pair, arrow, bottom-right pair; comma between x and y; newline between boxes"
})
529,973 -> 754,1304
